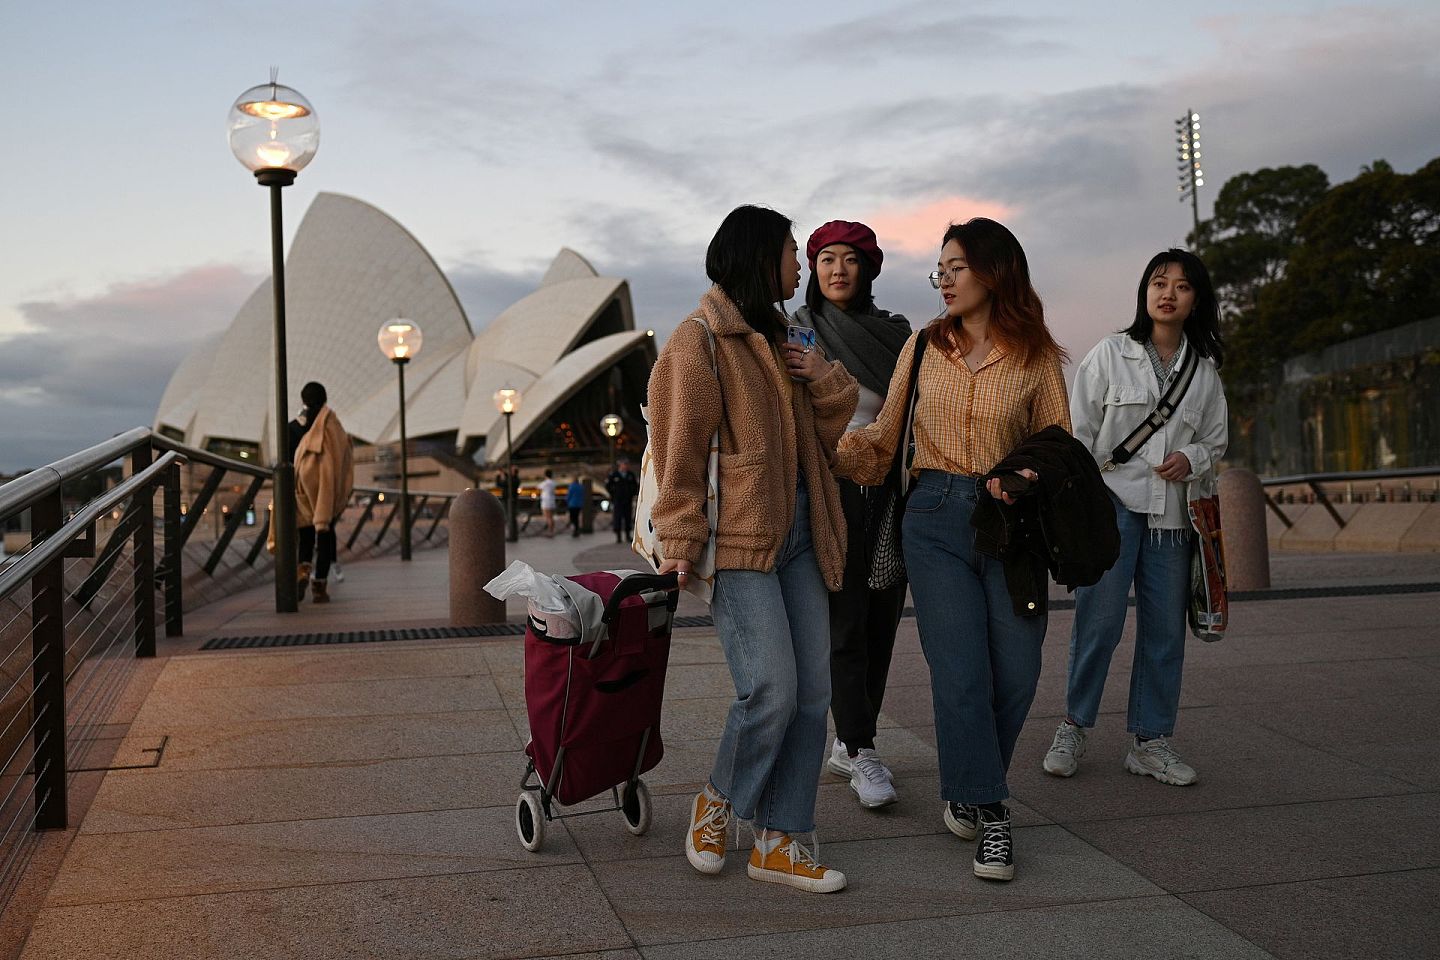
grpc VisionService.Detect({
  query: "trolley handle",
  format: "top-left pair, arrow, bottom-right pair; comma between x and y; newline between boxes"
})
601,572 -> 681,626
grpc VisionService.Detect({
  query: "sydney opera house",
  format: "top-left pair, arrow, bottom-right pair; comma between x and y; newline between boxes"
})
154,193 -> 654,481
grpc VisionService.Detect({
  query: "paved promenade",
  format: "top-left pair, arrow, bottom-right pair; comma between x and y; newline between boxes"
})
12,532 -> 1440,959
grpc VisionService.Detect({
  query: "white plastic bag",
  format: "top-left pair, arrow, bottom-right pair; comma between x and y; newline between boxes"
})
484,561 -> 580,638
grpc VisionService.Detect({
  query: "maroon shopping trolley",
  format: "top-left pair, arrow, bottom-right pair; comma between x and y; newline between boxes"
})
515,570 -> 679,851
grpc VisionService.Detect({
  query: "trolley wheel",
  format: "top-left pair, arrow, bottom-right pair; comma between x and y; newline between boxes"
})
621,779 -> 652,835
516,791 -> 545,852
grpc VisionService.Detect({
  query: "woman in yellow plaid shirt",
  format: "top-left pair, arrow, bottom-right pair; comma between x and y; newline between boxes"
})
836,218 -> 1069,882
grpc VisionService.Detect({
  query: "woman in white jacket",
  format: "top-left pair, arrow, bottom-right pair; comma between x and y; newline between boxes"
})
1042,249 -> 1227,786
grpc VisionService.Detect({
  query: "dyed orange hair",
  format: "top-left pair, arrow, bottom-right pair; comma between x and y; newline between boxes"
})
928,218 -> 1067,367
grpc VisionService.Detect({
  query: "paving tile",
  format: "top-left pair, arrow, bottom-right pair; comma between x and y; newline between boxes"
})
127,709 -> 520,770
46,807 -> 581,906
592,827 -> 1161,946
1182,869 -> 1440,960
1067,793 -> 1440,892
1007,709 -> 1418,824
20,866 -> 631,960
128,674 -> 505,727
79,753 -> 519,833
1181,656 -> 1440,707
637,896 -> 1273,960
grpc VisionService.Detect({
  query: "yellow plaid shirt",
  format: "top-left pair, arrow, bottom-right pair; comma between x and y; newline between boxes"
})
836,330 -> 1071,485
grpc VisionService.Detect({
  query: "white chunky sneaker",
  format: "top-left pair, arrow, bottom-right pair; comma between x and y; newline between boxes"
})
1043,720 -> 1087,777
826,738 -> 853,778
1124,737 -> 1198,786
849,748 -> 898,808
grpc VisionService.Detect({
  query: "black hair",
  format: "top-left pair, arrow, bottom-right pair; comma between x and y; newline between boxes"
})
1125,249 -> 1225,369
706,205 -> 793,340
804,246 -> 876,314
544,468 -> 553,479
300,381 -> 327,410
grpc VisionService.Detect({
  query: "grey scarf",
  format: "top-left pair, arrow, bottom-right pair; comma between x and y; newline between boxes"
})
795,300 -> 913,396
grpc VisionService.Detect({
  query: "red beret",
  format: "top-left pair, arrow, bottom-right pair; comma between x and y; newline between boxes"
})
806,220 -> 883,277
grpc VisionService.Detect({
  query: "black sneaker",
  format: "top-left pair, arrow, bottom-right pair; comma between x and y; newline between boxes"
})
973,806 -> 1014,881
943,801 -> 979,840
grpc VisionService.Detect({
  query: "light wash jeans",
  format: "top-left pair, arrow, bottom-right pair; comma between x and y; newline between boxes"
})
709,484 -> 831,834
1066,493 -> 1190,738
902,471 -> 1047,805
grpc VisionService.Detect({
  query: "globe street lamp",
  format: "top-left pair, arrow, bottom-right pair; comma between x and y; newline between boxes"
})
600,413 -> 623,468
493,387 -> 522,543
378,319 -> 423,561
228,71 -> 319,613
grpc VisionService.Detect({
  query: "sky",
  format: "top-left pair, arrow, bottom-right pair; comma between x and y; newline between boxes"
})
2,0 -> 1438,471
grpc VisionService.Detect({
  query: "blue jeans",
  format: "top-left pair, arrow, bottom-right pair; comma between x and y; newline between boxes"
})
903,471 -> 1047,805
709,484 -> 831,833
1066,494 -> 1190,738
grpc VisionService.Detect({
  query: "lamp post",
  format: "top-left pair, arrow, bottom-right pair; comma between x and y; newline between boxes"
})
228,71 -> 319,613
600,413 -> 623,468
494,387 -> 522,542
378,319 -> 424,561
1175,108 -> 1204,240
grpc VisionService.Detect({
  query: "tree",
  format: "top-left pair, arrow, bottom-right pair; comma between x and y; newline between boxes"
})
1191,165 -> 1331,385
1257,157 -> 1440,354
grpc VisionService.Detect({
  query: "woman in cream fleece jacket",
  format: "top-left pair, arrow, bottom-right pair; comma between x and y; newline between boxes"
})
648,205 -> 857,894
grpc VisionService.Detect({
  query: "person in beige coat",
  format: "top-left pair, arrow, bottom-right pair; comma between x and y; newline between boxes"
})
649,205 -> 858,894
294,381 -> 353,603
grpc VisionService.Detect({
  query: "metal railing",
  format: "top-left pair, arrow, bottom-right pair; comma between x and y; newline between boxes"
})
0,428 -> 464,913
1259,466 -> 1440,529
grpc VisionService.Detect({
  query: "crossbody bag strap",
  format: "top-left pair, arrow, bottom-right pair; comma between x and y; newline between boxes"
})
893,331 -> 929,497
1102,343 -> 1199,472
690,315 -> 723,448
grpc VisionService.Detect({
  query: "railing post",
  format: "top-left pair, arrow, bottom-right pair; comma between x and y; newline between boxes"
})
31,489 -> 68,830
163,459 -> 184,637
131,444 -> 156,658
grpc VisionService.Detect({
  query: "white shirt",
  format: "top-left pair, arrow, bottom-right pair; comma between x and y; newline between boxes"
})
848,384 -> 884,431
539,477 -> 557,510
1069,333 -> 1228,529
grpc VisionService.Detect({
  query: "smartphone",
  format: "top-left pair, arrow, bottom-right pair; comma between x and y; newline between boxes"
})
786,324 -> 817,350
785,324 -> 817,381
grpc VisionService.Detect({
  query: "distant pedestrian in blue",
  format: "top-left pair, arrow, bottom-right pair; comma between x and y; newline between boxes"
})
566,473 -> 587,538
606,457 -> 639,544
1043,249 -> 1228,787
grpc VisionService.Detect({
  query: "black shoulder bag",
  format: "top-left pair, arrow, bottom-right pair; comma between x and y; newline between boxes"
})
867,331 -> 929,590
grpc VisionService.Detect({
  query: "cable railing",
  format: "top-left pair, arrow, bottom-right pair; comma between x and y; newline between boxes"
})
0,427 -> 465,914
1259,466 -> 1440,528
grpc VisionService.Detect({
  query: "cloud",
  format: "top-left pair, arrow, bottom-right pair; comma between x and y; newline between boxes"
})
863,197 -> 1016,257
0,265 -> 258,471
797,4 -> 1067,60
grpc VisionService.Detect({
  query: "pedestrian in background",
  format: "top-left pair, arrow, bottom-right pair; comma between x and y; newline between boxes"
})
1042,249 -> 1228,787
792,220 -> 912,810
606,457 -> 639,544
836,218 -> 1069,882
648,204 -> 858,893
539,469 -> 558,537
566,472 -> 587,538
293,381 -> 354,604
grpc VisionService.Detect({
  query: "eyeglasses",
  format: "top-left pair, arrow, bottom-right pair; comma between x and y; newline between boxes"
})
928,267 -> 962,289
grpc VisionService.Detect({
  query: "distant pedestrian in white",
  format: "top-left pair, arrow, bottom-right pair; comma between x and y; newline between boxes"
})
539,469 -> 558,537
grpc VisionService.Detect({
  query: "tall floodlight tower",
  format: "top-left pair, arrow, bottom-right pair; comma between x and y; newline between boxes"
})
1175,109 -> 1204,239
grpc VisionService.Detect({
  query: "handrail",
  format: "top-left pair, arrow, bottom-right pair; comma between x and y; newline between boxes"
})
0,427 -> 153,521
149,433 -> 271,480
0,453 -> 184,604
1260,466 -> 1439,487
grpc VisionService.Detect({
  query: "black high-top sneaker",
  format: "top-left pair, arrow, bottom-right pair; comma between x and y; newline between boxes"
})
944,801 -> 979,840
973,805 -> 1014,881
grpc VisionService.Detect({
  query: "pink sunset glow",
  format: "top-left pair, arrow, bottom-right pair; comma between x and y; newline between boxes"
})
864,197 -> 1016,257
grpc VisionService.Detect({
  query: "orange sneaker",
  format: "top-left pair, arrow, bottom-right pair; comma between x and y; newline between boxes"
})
747,834 -> 846,893
686,789 -> 731,875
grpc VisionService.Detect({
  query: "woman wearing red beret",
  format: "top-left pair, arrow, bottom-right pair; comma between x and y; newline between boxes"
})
792,220 -> 913,810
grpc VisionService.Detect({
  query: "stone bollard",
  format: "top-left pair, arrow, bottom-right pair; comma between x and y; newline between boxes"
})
449,488 -> 507,625
1218,468 -> 1270,591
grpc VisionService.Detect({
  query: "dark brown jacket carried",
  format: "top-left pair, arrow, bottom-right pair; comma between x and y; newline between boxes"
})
646,286 -> 859,589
